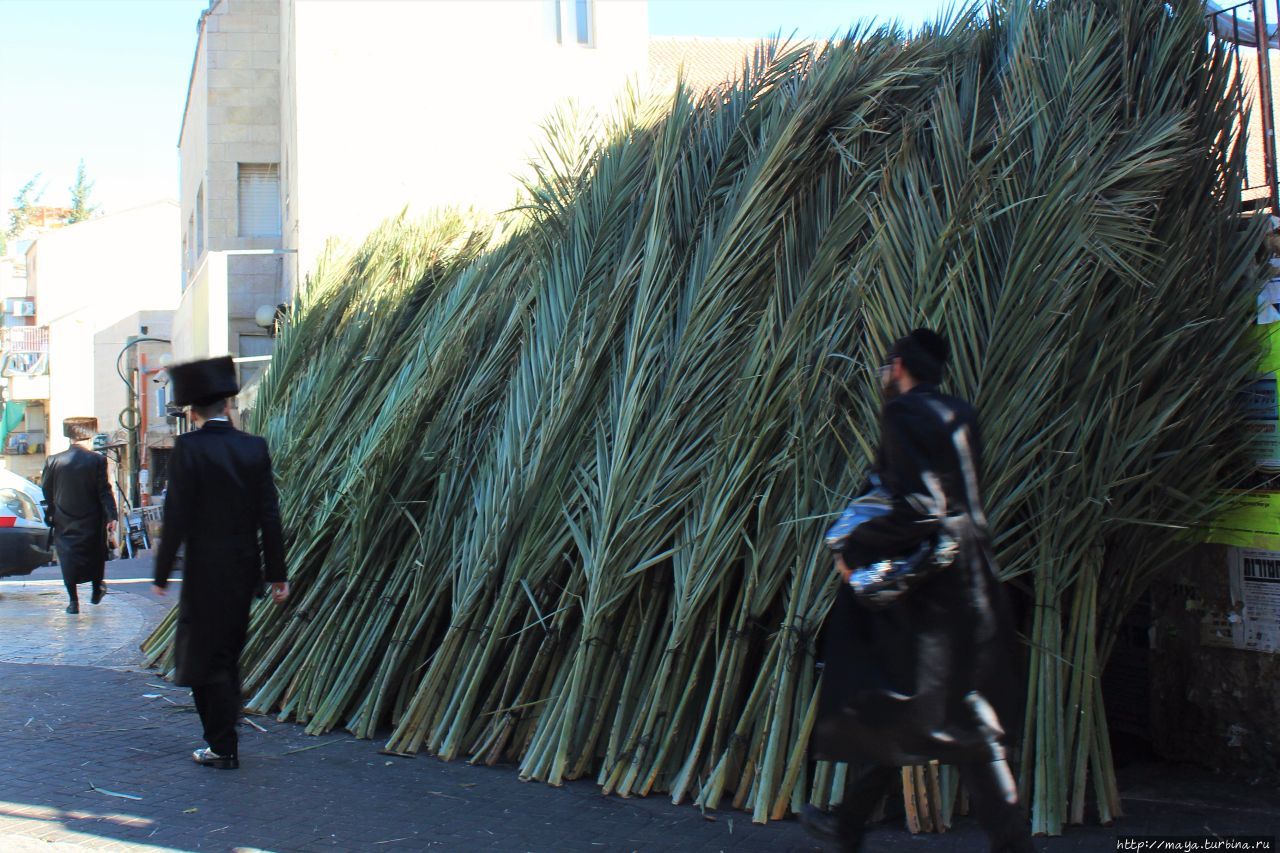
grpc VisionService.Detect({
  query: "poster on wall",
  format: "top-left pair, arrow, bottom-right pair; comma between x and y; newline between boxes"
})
1223,548 -> 1274,648
1201,490 -> 1280,551
1215,548 -> 1280,653
1202,280 -> 1280,549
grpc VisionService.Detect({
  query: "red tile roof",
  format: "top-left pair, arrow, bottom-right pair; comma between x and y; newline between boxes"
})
648,37 -> 760,95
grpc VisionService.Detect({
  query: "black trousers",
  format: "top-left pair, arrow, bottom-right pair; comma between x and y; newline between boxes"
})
837,760 -> 1031,851
60,567 -> 105,602
55,547 -> 105,602
191,677 -> 241,757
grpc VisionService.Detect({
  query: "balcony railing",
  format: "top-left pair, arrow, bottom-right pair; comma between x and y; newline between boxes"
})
2,326 -> 48,354
1,326 -> 49,377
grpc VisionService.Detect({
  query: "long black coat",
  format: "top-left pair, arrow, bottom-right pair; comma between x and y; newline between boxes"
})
812,384 -> 1022,767
154,420 -> 286,687
42,446 -> 117,586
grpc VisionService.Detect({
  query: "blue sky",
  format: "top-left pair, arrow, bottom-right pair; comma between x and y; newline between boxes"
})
0,0 -> 947,216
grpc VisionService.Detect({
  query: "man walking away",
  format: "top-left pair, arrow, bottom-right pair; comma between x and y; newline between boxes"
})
42,417 -> 117,614
152,356 -> 288,769
806,329 -> 1034,852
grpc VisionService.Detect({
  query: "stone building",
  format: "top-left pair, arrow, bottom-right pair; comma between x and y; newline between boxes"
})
171,0 -> 758,367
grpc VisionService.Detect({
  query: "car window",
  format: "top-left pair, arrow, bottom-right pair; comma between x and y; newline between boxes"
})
0,488 -> 41,522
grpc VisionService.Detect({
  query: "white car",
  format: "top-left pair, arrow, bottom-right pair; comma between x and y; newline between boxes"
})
0,468 -> 53,577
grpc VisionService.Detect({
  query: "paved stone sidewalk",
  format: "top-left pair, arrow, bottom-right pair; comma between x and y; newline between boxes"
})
0,557 -> 1276,852
0,575 -> 171,667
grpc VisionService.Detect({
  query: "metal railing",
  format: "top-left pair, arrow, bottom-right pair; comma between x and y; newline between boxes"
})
0,326 -> 49,377
1,326 -> 49,354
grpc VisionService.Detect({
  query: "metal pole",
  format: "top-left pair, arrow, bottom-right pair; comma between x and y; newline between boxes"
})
1253,0 -> 1280,213
115,335 -> 169,511
137,351 -> 149,506
125,336 -> 141,508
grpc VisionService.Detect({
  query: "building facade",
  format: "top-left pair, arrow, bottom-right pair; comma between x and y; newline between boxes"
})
172,0 -> 757,363
16,201 -> 179,488
176,0 -> 286,379
279,0 -> 650,291
173,0 -> 659,360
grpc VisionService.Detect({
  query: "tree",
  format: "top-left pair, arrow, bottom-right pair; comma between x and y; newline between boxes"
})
67,160 -> 98,224
6,175 -> 43,239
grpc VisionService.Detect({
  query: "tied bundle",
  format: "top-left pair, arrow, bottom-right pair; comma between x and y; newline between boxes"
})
144,0 -> 1266,835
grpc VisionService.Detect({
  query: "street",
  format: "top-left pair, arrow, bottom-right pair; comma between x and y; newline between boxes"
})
0,556 -> 1276,852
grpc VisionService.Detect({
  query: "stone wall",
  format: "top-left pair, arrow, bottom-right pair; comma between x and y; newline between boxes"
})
1148,543 -> 1280,782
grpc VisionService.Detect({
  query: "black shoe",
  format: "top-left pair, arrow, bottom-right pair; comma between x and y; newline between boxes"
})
800,802 -> 871,852
192,747 -> 239,769
799,804 -> 839,840
65,602 -> 79,614
91,583 -> 106,604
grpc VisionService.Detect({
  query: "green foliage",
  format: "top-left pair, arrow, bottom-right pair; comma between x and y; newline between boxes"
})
144,0 -> 1265,834
7,174 -> 43,238
67,160 -> 97,224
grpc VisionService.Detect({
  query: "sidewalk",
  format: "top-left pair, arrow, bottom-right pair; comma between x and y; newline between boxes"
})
0,556 -> 1276,852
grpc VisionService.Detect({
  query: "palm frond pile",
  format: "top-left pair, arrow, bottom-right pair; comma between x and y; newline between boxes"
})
144,0 -> 1266,835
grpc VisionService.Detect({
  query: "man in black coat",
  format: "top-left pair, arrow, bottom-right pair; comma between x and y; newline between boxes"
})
42,417 -> 117,614
152,356 -> 288,770
806,329 -> 1033,852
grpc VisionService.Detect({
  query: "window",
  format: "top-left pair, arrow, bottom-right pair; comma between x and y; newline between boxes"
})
237,163 -> 281,238
195,184 -> 205,257
548,0 -> 593,47
546,0 -> 561,43
188,214 -> 196,270
574,0 -> 592,45
154,383 -> 170,420
0,487 -> 41,522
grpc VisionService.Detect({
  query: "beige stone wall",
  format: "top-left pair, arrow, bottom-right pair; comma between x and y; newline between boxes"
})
178,18 -> 208,289
280,0 -> 300,294
176,0 -> 286,359
283,0 -> 650,286
189,0 -> 657,304
227,254 -> 283,321
180,1 -> 283,258
204,0 -> 281,251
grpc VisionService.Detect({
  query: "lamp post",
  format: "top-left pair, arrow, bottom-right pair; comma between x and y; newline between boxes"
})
117,335 -> 171,510
255,303 -> 288,336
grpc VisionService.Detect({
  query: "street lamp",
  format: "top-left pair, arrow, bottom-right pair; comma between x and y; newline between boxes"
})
254,303 -> 289,336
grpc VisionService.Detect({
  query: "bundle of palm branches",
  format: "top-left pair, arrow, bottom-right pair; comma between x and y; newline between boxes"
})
143,0 -> 1266,835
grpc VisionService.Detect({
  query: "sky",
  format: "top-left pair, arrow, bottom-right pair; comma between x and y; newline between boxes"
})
0,0 -> 947,216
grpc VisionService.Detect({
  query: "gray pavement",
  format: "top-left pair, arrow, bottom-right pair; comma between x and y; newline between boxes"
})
0,554 -> 1276,852
0,571 -> 171,668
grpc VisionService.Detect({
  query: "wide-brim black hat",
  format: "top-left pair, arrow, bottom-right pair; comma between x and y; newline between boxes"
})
168,356 -> 239,407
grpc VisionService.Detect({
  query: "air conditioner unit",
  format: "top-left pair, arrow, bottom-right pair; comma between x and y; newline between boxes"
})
5,299 -> 35,318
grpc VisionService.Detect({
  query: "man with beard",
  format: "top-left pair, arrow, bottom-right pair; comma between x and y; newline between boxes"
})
42,417 -> 117,614
152,356 -> 288,769
804,329 -> 1033,852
